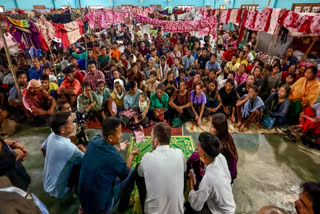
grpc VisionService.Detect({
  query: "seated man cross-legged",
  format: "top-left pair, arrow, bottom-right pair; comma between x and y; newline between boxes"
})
236,85 -> 265,132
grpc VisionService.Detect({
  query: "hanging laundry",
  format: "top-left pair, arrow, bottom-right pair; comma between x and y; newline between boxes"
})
278,10 -> 320,35
52,19 -> 84,47
310,16 -> 320,35
7,17 -> 29,28
220,9 -> 231,25
35,15 -> 56,47
229,9 -> 240,24
244,10 -> 257,31
254,7 -> 273,32
267,9 -> 285,35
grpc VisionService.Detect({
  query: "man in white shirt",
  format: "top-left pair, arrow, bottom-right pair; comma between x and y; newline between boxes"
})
188,132 -> 236,213
137,122 -> 185,214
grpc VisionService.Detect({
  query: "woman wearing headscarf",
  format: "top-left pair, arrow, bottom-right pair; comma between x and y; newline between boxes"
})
159,55 -> 170,82
110,79 -> 126,115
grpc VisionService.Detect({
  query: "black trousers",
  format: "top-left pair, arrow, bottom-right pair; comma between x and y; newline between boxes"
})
169,107 -> 195,122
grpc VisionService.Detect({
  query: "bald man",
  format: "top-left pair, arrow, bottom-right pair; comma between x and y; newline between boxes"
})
258,206 -> 288,214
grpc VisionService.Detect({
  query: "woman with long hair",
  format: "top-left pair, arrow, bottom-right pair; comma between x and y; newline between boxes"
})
211,113 -> 238,183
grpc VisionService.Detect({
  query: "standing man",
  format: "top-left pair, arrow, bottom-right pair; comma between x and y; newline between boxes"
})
83,61 -> 105,91
136,122 -> 185,214
78,117 -> 140,214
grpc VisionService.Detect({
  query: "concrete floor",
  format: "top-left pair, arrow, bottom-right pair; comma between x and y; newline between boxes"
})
13,125 -> 320,214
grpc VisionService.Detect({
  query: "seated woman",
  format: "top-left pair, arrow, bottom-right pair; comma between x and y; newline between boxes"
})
77,82 -> 102,124
159,55 -> 170,82
281,64 -> 296,82
290,103 -> 320,136
235,64 -> 248,86
288,66 -> 320,122
236,85 -> 265,132
236,74 -> 255,98
110,79 -> 126,115
169,79 -> 194,123
190,81 -> 209,126
144,71 -> 160,96
123,80 -> 149,127
163,71 -> 178,97
262,64 -> 281,99
206,80 -> 222,115
285,73 -> 296,86
264,85 -> 291,125
219,78 -> 238,123
252,65 -> 264,92
148,84 -> 169,122
175,69 -> 189,87
144,57 -> 157,79
127,62 -> 144,89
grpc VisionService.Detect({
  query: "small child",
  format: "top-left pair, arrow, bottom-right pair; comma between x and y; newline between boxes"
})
133,92 -> 148,124
43,66 -> 58,84
96,81 -> 111,107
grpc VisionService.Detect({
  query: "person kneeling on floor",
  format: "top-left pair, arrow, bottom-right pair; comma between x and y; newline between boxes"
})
236,85 -> 264,132
187,132 -> 236,213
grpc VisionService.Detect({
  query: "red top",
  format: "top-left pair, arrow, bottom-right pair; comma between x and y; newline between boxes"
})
222,50 -> 235,61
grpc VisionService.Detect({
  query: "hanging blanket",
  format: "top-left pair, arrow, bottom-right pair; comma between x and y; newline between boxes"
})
35,15 -> 55,47
229,9 -> 240,24
244,10 -> 257,30
134,14 -> 217,37
254,7 -> 273,32
278,11 -> 320,35
52,19 -> 84,47
267,9 -> 285,35
220,9 -> 231,24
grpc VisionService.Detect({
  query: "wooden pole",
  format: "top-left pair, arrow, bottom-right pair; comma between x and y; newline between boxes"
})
0,27 -> 22,100
302,36 -> 317,61
254,31 -> 260,51
49,47 -> 57,76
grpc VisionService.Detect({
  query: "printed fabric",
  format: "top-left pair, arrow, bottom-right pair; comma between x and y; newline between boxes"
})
267,9 -> 285,35
244,10 -> 257,31
229,9 -> 239,24
35,15 -> 56,47
220,9 -> 231,25
278,11 -> 320,35
134,14 -> 217,36
52,19 -> 84,47
254,7 -> 273,32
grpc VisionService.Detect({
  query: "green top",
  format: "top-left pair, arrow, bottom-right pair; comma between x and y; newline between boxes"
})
77,91 -> 102,112
149,92 -> 169,111
98,55 -> 111,70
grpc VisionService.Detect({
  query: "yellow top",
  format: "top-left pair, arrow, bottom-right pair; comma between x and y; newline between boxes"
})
289,77 -> 320,106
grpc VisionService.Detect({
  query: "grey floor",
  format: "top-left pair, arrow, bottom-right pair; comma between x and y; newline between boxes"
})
13,124 -> 320,214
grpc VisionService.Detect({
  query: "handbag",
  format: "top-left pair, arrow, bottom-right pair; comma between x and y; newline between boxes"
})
262,114 -> 276,129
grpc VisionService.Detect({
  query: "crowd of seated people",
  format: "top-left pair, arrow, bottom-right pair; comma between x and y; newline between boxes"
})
0,25 -> 319,214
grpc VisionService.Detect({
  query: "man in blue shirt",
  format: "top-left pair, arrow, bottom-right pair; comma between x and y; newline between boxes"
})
205,53 -> 221,75
41,112 -> 83,198
182,48 -> 195,71
78,117 -> 140,214
28,57 -> 43,80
